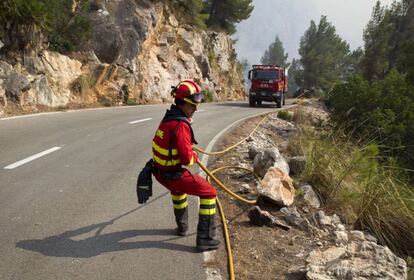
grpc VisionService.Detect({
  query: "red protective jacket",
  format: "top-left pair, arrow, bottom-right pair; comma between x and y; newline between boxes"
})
151,105 -> 216,199
152,105 -> 198,172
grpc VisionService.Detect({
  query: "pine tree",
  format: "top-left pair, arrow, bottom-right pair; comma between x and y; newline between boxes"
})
362,1 -> 392,80
205,0 -> 254,34
299,15 -> 350,93
260,35 -> 289,67
288,58 -> 304,96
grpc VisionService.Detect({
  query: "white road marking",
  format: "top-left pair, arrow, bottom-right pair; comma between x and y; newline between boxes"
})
195,110 -> 205,113
128,118 -> 152,124
4,147 -> 62,170
0,112 -> 63,121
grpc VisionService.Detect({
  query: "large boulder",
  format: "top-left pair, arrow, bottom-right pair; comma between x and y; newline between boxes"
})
258,166 -> 295,207
306,241 -> 407,280
254,147 -> 289,178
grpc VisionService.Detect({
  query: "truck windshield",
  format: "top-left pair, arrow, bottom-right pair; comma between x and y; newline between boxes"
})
253,70 -> 279,80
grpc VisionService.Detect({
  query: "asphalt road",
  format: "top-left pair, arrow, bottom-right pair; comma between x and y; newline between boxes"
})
0,101 -> 289,280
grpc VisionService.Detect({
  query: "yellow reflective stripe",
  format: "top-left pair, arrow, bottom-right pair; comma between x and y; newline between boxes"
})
200,198 -> 216,205
152,142 -> 178,156
173,201 -> 188,209
183,97 -> 199,106
153,154 -> 181,166
199,208 -> 216,215
180,82 -> 196,94
171,194 -> 187,200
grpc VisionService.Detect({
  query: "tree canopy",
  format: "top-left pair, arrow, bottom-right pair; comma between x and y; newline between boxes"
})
0,0 -> 91,52
298,15 -> 350,93
171,0 -> 254,34
260,35 -> 289,67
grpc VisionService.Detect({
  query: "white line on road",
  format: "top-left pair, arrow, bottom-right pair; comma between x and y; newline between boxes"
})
128,118 -> 152,124
4,147 -> 62,170
195,110 -> 205,113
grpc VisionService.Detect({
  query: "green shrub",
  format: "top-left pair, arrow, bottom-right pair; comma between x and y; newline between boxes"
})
202,89 -> 213,103
277,110 -> 293,121
0,0 -> 91,52
326,70 -> 414,176
126,99 -> 138,106
296,127 -> 414,256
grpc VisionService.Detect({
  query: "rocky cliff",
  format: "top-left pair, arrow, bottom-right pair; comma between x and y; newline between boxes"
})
0,0 -> 245,116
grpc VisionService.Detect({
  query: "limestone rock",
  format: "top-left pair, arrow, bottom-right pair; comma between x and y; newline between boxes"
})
298,184 -> 320,208
0,61 -> 30,101
306,241 -> 407,280
258,167 -> 294,207
280,206 -> 307,229
254,147 -> 289,178
248,206 -> 291,230
349,230 -> 365,241
315,210 -> 332,226
0,79 -> 6,106
288,156 -> 307,176
334,231 -> 348,245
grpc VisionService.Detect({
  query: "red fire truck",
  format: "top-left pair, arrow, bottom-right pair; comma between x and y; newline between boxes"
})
248,65 -> 288,108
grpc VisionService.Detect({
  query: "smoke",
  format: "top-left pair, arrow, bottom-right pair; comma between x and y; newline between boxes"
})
233,0 -> 394,64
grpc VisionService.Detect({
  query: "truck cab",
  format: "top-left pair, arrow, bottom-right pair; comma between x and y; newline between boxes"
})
248,65 -> 288,108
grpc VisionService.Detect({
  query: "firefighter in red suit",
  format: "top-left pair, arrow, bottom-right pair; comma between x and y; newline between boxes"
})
152,80 -> 220,251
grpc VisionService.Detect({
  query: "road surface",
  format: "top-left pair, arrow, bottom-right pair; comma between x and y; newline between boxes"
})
0,101 -> 289,280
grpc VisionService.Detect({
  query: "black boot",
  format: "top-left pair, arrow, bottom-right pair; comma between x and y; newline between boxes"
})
174,207 -> 188,236
172,193 -> 189,236
196,214 -> 220,251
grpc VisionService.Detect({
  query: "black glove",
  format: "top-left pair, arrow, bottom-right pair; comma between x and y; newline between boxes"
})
136,159 -> 153,204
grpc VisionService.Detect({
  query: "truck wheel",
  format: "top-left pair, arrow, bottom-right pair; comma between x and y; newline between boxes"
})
257,100 -> 262,106
276,101 -> 282,108
249,97 -> 255,107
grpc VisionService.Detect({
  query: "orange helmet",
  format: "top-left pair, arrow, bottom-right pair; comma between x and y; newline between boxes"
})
171,80 -> 203,106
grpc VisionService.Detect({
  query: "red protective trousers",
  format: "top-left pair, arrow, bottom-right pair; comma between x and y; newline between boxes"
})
154,169 -> 217,199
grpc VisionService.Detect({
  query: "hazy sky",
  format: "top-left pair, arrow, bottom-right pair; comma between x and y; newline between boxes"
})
234,0 -> 395,64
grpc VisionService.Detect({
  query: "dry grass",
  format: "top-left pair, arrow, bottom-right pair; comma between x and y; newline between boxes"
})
291,127 -> 414,256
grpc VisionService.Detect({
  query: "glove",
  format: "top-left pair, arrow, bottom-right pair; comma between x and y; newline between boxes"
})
136,159 -> 153,204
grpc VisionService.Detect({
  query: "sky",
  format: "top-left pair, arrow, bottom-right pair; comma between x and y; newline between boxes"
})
233,0 -> 395,64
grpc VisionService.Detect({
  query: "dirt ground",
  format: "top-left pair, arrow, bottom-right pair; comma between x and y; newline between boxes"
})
204,106 -> 331,280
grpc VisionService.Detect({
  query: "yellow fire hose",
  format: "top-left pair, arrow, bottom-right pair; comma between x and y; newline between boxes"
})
194,113 -> 271,280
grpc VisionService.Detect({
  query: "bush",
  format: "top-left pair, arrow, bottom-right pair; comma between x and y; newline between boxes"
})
277,110 -> 293,121
202,89 -> 213,103
296,128 -> 414,256
326,70 -> 414,176
0,0 -> 91,52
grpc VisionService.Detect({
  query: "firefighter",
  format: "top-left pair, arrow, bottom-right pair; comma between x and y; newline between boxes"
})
152,80 -> 220,252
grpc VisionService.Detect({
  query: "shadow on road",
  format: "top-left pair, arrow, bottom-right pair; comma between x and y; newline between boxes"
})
16,192 -> 198,257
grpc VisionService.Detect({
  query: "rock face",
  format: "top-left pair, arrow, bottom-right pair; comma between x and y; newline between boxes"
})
0,1 -> 245,112
258,166 -> 295,207
306,241 -> 407,280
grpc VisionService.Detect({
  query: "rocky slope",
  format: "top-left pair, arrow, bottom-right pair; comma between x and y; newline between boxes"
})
0,0 -> 245,117
206,101 -> 408,279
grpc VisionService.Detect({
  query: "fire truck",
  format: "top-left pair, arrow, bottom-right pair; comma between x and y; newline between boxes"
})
248,65 -> 288,108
